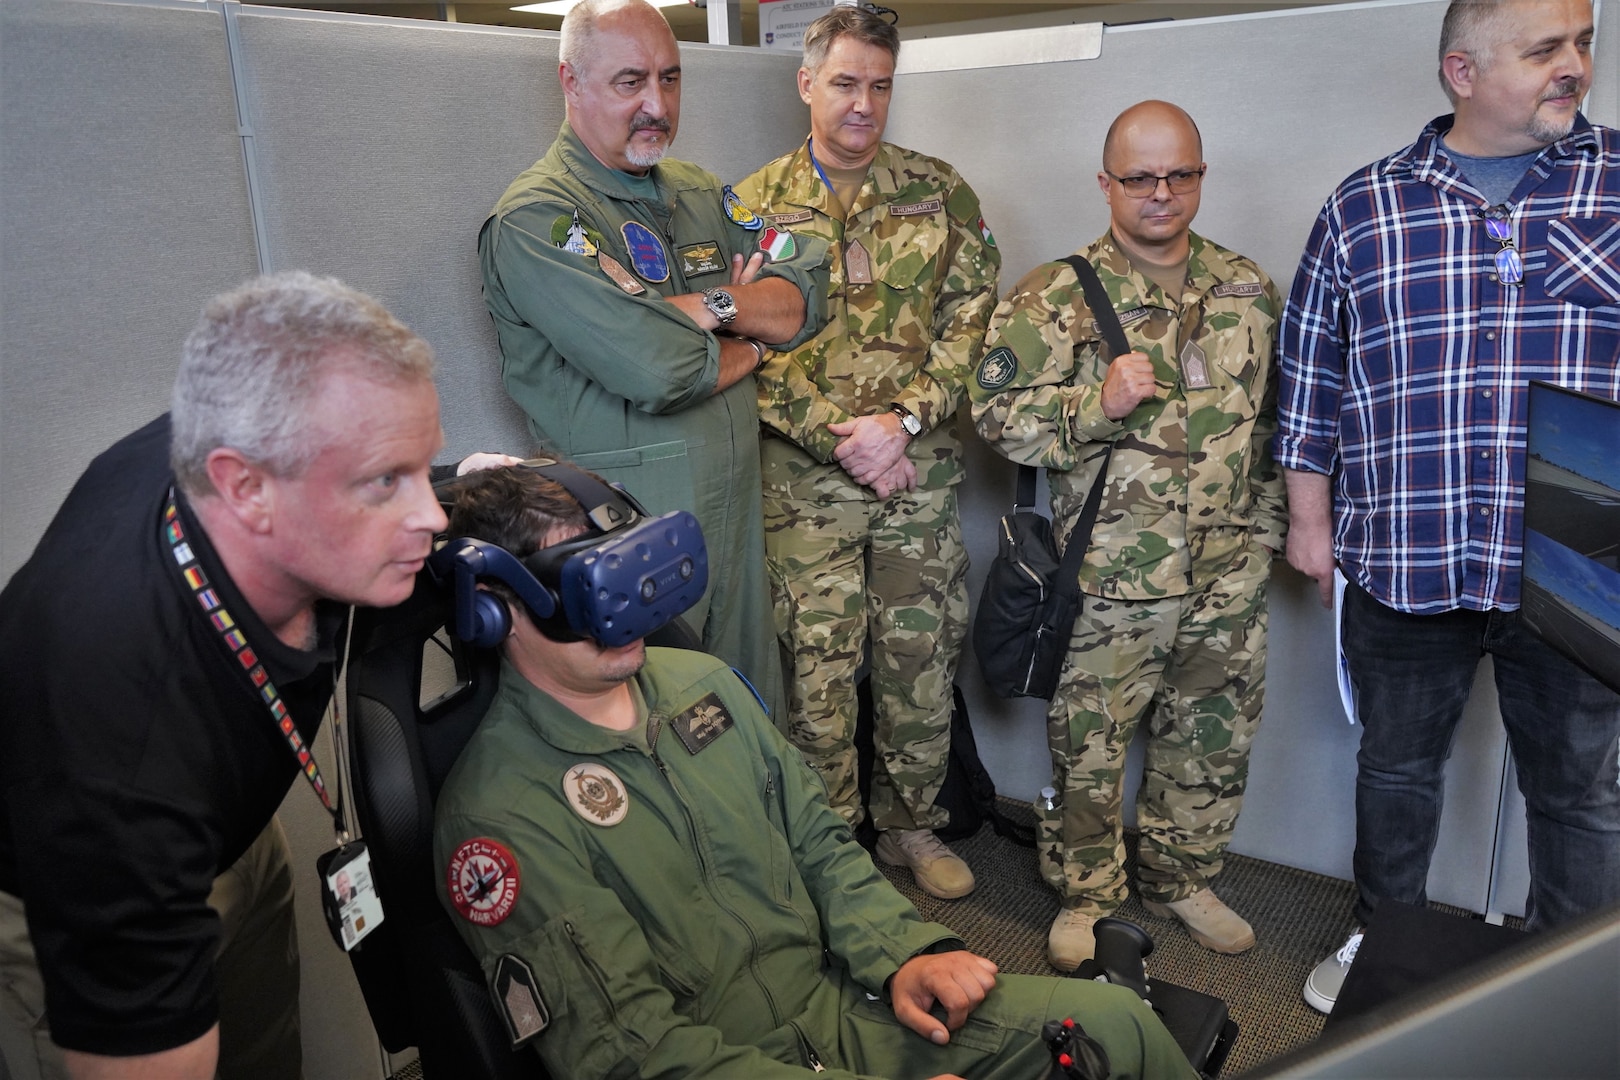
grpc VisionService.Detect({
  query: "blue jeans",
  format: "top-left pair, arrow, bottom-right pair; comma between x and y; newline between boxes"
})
1342,582 -> 1620,930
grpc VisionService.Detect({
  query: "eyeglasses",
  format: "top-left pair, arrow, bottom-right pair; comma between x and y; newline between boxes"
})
1481,207 -> 1523,286
1104,167 -> 1206,198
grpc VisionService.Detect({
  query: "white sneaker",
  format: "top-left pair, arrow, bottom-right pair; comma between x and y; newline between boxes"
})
1303,930 -> 1363,1014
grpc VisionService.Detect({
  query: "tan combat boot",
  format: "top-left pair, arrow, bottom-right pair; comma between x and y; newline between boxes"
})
1143,888 -> 1256,954
874,829 -> 976,899
1047,908 -> 1100,972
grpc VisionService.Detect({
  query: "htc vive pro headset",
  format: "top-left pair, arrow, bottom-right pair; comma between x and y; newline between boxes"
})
427,463 -> 707,649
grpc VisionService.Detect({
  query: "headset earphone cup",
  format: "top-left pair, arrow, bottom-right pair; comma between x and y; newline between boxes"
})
465,589 -> 512,649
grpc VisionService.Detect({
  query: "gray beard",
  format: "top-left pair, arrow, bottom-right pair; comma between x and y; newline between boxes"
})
625,141 -> 666,169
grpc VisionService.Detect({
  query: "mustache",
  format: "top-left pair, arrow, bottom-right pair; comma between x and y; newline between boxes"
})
629,112 -> 671,134
1542,79 -> 1582,101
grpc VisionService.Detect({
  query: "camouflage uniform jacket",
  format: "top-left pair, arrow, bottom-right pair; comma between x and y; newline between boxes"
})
734,140 -> 1001,501
435,648 -> 960,1080
971,231 -> 1286,601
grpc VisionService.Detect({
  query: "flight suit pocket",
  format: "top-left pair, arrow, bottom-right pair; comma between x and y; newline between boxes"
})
525,914 -> 646,1077
1544,215 -> 1620,309
760,772 -> 794,903
571,440 -> 697,520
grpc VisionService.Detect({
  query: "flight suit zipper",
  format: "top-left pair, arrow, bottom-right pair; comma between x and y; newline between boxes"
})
647,713 -> 785,1028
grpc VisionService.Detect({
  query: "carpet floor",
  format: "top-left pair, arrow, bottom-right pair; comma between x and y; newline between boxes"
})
870,801 -> 1352,1077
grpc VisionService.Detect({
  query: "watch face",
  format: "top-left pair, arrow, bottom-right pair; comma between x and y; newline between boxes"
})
705,289 -> 738,322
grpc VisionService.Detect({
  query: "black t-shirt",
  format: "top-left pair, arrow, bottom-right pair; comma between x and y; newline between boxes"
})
0,415 -> 344,1056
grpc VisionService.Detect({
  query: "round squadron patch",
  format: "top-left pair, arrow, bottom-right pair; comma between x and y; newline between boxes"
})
723,185 -> 764,231
446,837 -> 521,927
977,345 -> 1019,390
564,763 -> 629,826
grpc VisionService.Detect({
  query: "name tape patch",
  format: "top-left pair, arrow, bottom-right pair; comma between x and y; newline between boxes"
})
890,198 -> 943,217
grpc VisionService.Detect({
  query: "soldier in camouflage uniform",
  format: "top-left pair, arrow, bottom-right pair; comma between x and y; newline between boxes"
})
733,7 -> 1001,899
970,101 -> 1287,969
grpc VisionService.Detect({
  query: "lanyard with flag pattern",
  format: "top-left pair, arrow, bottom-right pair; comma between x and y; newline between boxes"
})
162,488 -> 349,843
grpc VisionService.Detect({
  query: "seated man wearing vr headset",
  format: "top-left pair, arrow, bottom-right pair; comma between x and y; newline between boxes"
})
430,463 -> 1193,1080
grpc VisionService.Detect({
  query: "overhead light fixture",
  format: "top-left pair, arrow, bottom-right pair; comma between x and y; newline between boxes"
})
512,0 -> 689,13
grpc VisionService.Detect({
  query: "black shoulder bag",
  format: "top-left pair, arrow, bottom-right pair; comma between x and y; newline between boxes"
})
974,254 -> 1128,700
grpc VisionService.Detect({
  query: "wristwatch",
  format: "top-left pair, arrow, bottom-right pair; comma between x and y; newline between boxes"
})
889,403 -> 922,437
702,287 -> 739,326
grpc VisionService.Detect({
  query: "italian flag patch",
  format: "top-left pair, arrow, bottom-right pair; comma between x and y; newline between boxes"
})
759,225 -> 797,261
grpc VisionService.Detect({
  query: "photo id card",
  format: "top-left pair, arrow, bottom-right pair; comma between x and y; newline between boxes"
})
317,841 -> 384,952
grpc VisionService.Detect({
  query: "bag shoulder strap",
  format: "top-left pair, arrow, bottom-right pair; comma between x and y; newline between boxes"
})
1047,254 -> 1121,600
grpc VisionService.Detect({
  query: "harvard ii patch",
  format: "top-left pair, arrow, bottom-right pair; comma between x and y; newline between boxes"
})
551,210 -> 601,257
564,763 -> 629,826
447,837 -> 521,927
492,954 -> 550,1047
1212,281 -> 1264,298
670,692 -> 735,755
977,346 -> 1018,391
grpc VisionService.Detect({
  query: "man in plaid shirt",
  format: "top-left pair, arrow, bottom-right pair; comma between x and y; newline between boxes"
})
1277,0 -> 1620,1015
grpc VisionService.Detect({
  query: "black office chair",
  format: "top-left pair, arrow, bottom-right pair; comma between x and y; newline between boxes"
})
343,568 -> 541,1078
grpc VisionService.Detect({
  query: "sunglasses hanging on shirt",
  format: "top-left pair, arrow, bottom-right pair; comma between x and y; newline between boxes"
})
1481,206 -> 1523,287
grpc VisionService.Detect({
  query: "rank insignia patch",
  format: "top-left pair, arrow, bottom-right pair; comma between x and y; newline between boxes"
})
723,185 -> 764,231
977,346 -> 1018,390
680,242 -> 726,278
551,210 -> 601,257
492,954 -> 550,1047
598,252 -> 646,295
671,692 -> 735,755
447,837 -> 521,927
759,225 -> 796,262
621,221 -> 669,282
564,762 -> 629,826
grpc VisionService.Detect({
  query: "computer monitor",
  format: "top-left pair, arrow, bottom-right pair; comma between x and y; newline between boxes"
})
1521,381 -> 1620,695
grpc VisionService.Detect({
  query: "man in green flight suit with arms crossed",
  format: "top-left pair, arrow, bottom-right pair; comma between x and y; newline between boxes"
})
733,6 -> 1001,900
478,0 -> 829,717
433,464 -> 1195,1080
971,101 -> 1287,973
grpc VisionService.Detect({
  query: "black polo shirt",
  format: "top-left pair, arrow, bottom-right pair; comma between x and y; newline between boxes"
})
0,415 -> 344,1056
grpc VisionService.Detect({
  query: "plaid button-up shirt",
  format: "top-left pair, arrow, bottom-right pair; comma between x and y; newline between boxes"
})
1277,114 -> 1620,614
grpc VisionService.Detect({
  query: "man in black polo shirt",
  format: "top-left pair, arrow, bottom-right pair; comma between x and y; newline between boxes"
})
0,272 -> 503,1079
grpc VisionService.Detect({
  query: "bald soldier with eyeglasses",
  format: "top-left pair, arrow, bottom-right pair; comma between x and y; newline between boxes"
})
969,100 -> 1287,974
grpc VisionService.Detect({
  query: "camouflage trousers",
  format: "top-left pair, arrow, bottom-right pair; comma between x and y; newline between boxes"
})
764,485 -> 969,831
1040,542 -> 1270,913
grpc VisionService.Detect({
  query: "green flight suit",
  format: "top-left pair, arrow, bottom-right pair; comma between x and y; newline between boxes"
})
479,122 -> 830,716
733,141 -> 1001,829
971,232 -> 1287,913
434,648 -> 1194,1080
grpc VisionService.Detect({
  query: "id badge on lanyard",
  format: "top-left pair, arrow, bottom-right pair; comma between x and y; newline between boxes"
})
163,490 -> 384,951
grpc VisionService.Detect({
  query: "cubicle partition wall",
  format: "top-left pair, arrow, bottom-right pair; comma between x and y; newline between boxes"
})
2,1 -> 1614,1074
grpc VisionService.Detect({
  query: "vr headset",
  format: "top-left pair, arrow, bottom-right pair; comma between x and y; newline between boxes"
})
427,463 -> 707,649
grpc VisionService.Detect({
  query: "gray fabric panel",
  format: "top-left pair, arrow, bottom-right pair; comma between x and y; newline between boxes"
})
0,0 -> 258,579
231,12 -> 804,466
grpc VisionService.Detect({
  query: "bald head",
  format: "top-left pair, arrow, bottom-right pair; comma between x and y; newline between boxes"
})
1102,100 -> 1202,173
560,0 -> 674,82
